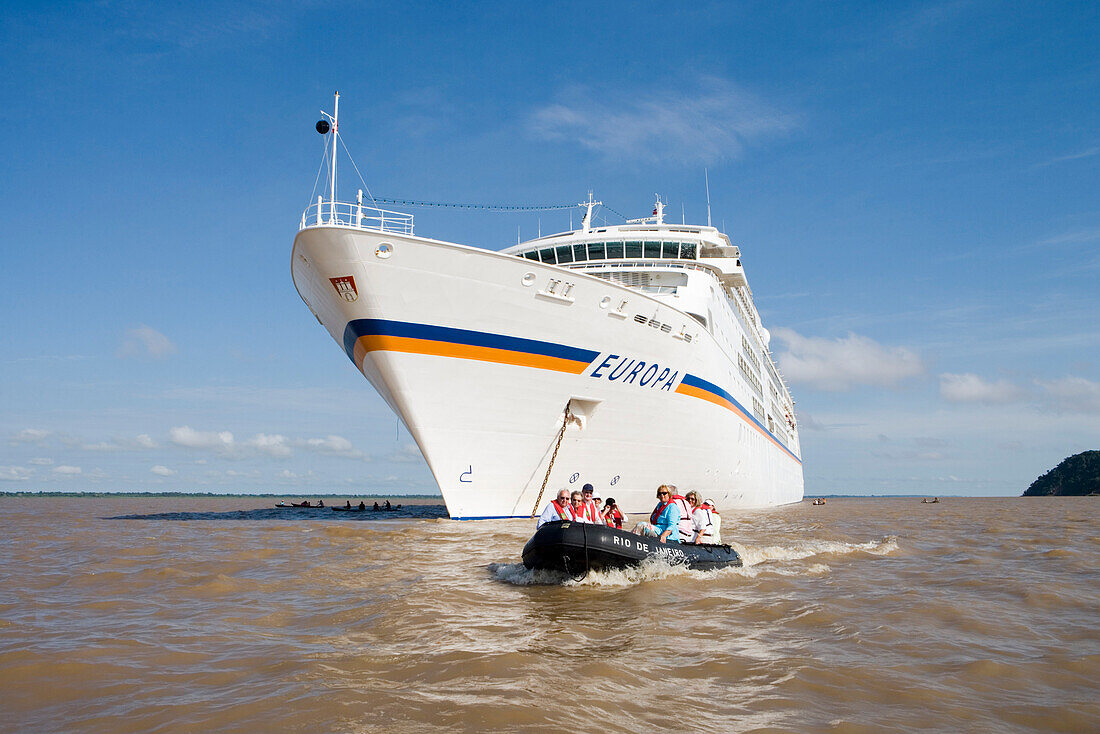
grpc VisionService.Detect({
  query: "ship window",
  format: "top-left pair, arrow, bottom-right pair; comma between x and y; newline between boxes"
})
539,248 -> 556,264
555,245 -> 574,264
606,241 -> 624,259
662,241 -> 680,259
573,244 -> 587,262
644,241 -> 662,259
679,242 -> 697,260
523,251 -> 539,260
587,242 -> 606,260
625,241 -> 643,258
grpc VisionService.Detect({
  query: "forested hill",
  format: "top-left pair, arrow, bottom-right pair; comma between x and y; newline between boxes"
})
1023,451 -> 1100,496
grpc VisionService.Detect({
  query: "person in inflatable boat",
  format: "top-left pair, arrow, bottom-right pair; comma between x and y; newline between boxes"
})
537,489 -> 574,529
580,484 -> 602,524
684,491 -> 719,544
631,485 -> 681,543
601,497 -> 625,529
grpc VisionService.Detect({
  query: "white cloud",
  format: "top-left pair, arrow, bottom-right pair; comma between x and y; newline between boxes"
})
81,441 -> 122,452
1037,376 -> 1100,414
244,433 -> 292,458
302,435 -> 363,459
119,325 -> 177,359
28,458 -> 54,466
170,426 -> 235,452
387,443 -> 424,463
11,428 -> 50,444
151,465 -> 177,476
1036,147 -> 1100,167
53,465 -> 82,475
527,76 -> 797,164
939,373 -> 1025,404
773,328 -> 925,391
0,466 -> 34,481
169,426 -> 294,458
135,434 -> 158,449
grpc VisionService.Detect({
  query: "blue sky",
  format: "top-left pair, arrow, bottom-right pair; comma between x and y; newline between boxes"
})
1,1 -> 1097,496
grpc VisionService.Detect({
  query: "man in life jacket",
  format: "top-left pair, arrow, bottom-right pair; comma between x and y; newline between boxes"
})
536,489 -> 574,529
683,491 -> 718,543
580,484 -> 602,524
631,485 -> 680,543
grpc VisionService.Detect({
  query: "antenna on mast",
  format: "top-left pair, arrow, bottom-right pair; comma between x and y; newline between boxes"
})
579,191 -> 601,234
317,91 -> 340,224
705,168 -> 712,228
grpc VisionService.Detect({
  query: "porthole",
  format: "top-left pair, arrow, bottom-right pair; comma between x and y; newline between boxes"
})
522,272 -> 536,286
376,243 -> 393,259
599,296 -> 611,309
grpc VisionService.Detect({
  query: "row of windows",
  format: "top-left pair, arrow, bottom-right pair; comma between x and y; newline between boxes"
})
520,241 -> 698,265
739,354 -> 763,398
741,335 -> 760,372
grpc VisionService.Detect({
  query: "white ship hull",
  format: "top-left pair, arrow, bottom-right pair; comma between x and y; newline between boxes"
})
292,224 -> 804,519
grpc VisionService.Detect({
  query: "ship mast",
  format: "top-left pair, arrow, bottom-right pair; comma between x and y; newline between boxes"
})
580,191 -> 601,234
329,91 -> 339,223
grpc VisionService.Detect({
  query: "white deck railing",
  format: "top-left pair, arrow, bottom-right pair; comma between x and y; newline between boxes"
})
299,197 -> 414,235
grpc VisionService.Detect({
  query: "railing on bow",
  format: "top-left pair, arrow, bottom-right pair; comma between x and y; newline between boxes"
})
299,197 -> 415,235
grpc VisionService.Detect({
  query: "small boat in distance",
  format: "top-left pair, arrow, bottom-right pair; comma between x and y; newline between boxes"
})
275,501 -> 325,508
522,521 -> 741,575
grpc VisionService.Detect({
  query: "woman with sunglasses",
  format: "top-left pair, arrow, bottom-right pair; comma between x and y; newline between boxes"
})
631,485 -> 681,543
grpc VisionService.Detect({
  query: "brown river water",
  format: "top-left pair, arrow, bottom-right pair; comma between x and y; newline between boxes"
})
0,496 -> 1096,733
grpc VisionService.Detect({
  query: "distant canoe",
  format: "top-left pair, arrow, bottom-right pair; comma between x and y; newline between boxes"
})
275,502 -> 324,508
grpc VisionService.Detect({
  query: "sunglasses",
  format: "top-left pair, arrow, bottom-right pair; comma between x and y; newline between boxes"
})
657,491 -> 670,497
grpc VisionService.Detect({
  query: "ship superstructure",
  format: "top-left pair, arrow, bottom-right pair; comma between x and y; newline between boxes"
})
291,96 -> 803,518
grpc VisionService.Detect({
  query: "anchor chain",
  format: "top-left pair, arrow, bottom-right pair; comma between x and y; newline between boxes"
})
530,400 -> 573,518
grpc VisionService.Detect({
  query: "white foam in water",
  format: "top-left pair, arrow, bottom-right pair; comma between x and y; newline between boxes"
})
731,535 -> 899,569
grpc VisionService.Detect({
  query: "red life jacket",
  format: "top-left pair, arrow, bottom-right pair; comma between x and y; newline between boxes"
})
604,507 -> 623,528
650,500 -> 673,524
552,499 -> 574,521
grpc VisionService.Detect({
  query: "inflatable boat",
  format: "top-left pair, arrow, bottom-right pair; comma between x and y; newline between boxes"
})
522,521 -> 741,574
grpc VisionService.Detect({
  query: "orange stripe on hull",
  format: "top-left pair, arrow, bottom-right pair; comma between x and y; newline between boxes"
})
354,334 -> 590,374
676,383 -> 795,460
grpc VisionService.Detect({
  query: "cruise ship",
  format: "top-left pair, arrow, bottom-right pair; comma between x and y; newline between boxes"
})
291,96 -> 803,519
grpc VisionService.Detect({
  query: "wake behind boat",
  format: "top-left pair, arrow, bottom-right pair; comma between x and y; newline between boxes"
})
522,521 -> 741,574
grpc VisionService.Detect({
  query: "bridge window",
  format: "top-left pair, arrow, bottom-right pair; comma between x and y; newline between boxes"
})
587,242 -> 606,260
523,251 -> 538,260
573,243 -> 587,262
555,244 -> 574,264
539,248 -> 556,264
679,242 -> 697,260
662,241 -> 680,258
644,241 -> 662,258
625,241 -> 643,259
606,241 -> 624,259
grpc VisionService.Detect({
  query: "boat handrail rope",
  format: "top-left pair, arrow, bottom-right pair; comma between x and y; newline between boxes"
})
530,400 -> 573,518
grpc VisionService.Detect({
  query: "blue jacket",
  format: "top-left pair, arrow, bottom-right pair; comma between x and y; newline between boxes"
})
654,502 -> 681,543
